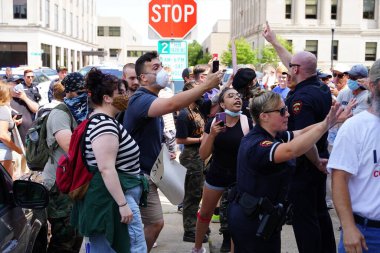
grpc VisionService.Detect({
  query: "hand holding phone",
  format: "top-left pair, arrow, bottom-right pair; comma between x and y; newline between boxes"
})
215,112 -> 227,131
15,114 -> 23,120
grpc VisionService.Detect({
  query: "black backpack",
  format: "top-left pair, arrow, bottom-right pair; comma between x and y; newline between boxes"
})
25,103 -> 73,171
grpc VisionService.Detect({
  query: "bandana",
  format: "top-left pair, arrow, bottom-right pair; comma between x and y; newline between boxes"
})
62,72 -> 85,93
64,93 -> 89,124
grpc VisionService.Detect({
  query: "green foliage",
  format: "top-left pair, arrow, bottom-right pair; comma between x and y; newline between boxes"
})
220,38 -> 257,66
188,40 -> 211,66
257,37 -> 293,65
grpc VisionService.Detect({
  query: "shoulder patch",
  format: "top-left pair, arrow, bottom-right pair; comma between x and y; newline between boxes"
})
292,101 -> 303,115
260,140 -> 273,147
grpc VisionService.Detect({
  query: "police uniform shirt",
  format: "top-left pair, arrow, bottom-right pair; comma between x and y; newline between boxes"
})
285,75 -> 331,159
10,82 -> 41,144
236,124 -> 294,203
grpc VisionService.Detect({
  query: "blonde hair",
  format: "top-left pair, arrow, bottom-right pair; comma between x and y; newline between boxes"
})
0,81 -> 11,105
249,90 -> 282,124
53,81 -> 66,101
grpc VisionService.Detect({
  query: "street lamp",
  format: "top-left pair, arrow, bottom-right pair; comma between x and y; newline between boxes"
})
331,22 -> 336,70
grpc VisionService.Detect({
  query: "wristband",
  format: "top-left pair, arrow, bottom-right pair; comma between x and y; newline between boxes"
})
118,202 -> 128,207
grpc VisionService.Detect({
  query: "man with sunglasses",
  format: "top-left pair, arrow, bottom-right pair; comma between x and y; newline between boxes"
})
263,22 -> 336,253
331,64 -> 350,97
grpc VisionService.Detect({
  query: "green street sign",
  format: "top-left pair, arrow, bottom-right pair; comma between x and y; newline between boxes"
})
157,40 -> 188,81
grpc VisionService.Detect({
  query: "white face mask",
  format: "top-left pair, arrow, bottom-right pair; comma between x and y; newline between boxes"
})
156,68 -> 170,88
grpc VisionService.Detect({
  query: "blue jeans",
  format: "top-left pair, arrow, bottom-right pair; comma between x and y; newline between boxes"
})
338,224 -> 380,253
86,184 -> 146,253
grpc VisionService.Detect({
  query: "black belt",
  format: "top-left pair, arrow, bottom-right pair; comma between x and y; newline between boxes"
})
354,214 -> 380,228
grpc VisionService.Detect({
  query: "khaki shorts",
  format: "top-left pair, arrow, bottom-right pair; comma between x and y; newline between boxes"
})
140,175 -> 164,225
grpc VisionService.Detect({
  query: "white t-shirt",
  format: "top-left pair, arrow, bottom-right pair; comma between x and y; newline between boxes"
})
327,110 -> 380,220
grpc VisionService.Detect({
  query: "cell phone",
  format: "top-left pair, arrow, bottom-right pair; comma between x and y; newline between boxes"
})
212,60 -> 220,73
15,114 -> 22,120
215,112 -> 226,127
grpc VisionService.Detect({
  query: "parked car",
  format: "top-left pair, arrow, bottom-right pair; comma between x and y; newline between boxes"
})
36,68 -> 58,81
78,65 -> 123,79
0,165 -> 49,253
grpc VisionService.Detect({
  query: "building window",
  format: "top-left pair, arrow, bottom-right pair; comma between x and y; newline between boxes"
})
109,49 -> 119,57
332,40 -> 338,60
363,0 -> 375,19
97,26 -> 104,36
365,42 -> 377,61
63,9 -> 66,34
41,44 -> 51,67
56,46 -> 60,69
305,40 -> 318,58
14,0 -> 27,19
0,42 -> 27,67
109,26 -> 121,37
305,0 -> 317,19
331,0 -> 337,19
285,0 -> 292,19
45,0 -> 50,27
54,4 -> 58,31
64,48 -> 68,68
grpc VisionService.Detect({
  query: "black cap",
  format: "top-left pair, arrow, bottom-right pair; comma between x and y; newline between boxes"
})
232,68 -> 256,89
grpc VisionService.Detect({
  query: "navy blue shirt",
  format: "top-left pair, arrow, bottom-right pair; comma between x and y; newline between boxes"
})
237,124 -> 295,203
124,87 -> 164,174
285,75 -> 331,159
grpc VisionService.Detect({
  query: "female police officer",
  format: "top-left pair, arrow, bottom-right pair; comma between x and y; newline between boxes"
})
228,90 -> 341,253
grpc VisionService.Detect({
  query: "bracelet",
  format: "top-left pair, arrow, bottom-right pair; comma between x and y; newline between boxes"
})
118,202 -> 128,207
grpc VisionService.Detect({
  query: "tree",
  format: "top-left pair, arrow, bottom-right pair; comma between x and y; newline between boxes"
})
220,38 -> 257,67
257,37 -> 293,65
188,40 -> 211,66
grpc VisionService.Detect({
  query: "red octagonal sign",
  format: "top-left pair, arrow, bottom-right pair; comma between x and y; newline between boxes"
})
149,0 -> 197,39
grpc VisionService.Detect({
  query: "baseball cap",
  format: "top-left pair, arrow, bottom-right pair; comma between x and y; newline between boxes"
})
317,69 -> 332,79
232,68 -> 256,89
346,64 -> 368,78
62,72 -> 85,92
369,59 -> 380,82
182,67 -> 194,80
57,66 -> 68,72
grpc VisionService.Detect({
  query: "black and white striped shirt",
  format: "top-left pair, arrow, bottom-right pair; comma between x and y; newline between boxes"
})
84,114 -> 140,175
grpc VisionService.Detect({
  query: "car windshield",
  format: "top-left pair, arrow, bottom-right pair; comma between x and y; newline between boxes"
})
41,69 -> 58,76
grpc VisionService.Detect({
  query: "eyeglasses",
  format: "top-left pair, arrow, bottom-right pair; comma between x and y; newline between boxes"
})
226,93 -> 242,99
289,63 -> 301,68
263,106 -> 288,117
333,73 -> 344,78
348,75 -> 360,81
26,76 -> 34,79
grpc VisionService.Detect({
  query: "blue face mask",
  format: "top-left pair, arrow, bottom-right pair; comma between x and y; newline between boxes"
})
347,79 -> 360,91
224,109 -> 242,117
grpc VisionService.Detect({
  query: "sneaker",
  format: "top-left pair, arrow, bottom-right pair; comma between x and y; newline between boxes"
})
152,242 -> 158,248
211,214 -> 220,223
183,231 -> 208,243
191,247 -> 206,253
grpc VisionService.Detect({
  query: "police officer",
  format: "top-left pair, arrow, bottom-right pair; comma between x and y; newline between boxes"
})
263,22 -> 336,253
228,90 -> 341,252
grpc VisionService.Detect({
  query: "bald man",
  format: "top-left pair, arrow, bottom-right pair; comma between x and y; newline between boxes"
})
263,23 -> 336,253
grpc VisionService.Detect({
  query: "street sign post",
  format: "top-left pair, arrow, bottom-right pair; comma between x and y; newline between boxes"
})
157,40 -> 187,82
149,0 -> 197,39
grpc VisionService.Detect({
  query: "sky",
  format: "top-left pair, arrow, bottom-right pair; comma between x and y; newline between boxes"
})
95,0 -> 230,45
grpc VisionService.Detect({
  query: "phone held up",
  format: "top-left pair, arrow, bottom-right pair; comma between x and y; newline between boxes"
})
215,112 -> 227,132
212,53 -> 219,73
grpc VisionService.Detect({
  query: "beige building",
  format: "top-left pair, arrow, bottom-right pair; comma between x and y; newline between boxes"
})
230,0 -> 380,69
96,16 -> 143,65
202,19 -> 231,59
0,0 -> 97,71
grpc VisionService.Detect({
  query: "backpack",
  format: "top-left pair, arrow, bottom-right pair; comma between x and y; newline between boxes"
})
56,113 -> 116,200
25,103 -> 73,171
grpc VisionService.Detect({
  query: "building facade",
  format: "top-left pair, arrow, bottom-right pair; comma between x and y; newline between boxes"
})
202,19 -> 231,61
96,16 -> 143,65
0,0 -> 97,71
230,0 -> 380,69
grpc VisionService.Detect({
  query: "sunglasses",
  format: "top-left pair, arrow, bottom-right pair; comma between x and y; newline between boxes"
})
348,75 -> 360,81
289,63 -> 301,68
332,73 -> 344,78
263,106 -> 288,117
26,76 -> 34,79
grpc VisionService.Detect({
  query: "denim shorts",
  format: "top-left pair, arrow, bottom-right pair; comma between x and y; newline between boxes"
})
0,143 -> 12,160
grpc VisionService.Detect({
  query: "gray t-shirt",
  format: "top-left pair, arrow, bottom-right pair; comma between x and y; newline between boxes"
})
0,105 -> 14,137
42,107 -> 76,190
336,88 -> 369,115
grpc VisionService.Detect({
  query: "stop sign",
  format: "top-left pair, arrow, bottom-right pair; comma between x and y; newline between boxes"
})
149,0 -> 197,39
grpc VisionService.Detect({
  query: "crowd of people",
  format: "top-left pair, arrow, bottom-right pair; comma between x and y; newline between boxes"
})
1,21 -> 380,253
